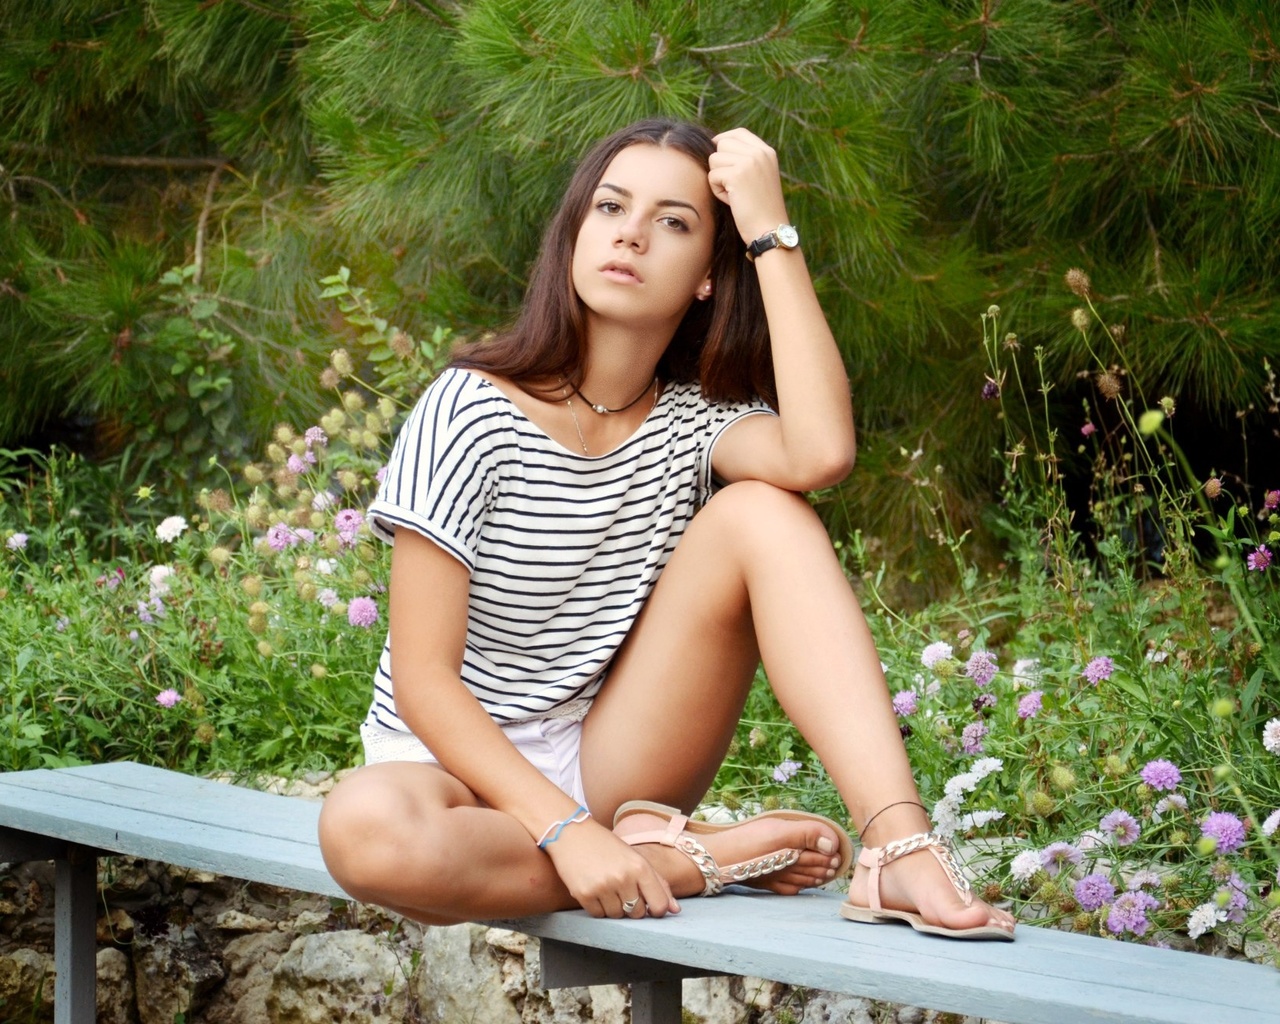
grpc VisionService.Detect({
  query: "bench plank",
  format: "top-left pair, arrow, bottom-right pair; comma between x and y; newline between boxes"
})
1,762 -> 1275,1024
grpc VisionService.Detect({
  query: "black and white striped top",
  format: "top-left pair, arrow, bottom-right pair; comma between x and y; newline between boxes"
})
364,367 -> 772,727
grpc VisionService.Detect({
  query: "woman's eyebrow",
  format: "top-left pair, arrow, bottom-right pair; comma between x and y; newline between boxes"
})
597,182 -> 702,220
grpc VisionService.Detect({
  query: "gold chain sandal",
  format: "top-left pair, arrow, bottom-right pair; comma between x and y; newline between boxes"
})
613,800 -> 853,897
839,831 -> 1014,940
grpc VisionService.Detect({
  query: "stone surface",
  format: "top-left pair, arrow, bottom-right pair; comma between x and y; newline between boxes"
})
415,922 -> 523,1024
203,931 -> 293,1024
133,926 -> 226,1024
97,946 -> 138,1024
0,946 -> 54,1022
266,929 -> 411,1024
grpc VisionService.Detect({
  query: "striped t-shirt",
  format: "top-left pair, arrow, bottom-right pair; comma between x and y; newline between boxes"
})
364,366 -> 772,728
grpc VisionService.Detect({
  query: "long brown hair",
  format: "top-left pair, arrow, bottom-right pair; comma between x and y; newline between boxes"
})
450,118 -> 776,407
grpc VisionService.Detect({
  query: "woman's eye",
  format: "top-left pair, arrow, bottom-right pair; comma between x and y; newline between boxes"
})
659,216 -> 689,232
597,200 -> 623,215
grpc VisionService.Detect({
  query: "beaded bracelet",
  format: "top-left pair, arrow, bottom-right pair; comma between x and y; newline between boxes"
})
537,805 -> 591,849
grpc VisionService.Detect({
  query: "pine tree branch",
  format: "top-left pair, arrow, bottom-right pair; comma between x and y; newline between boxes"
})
197,0 -> 296,22
713,72 -> 818,132
687,20 -> 790,56
4,144 -> 230,171
349,0 -> 457,26
193,166 -> 224,287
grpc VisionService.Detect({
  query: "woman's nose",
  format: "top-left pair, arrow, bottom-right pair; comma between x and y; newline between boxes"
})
615,216 -> 647,250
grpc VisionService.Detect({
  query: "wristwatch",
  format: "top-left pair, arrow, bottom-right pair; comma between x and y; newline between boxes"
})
745,223 -> 800,261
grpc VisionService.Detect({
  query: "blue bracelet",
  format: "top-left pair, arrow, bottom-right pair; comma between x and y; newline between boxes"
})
537,805 -> 591,849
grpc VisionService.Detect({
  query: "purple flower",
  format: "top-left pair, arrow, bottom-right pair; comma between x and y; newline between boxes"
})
1139,759 -> 1181,791
335,508 -> 365,546
1264,489 -> 1280,511
973,692 -> 997,712
1082,656 -> 1114,685
54,616 -> 70,632
1216,872 -> 1248,924
155,689 -> 182,708
1074,873 -> 1116,912
892,690 -> 918,716
136,600 -> 154,624
772,759 -> 803,784
961,720 -> 988,755
6,532 -> 29,551
1200,811 -> 1246,854
266,522 -> 299,551
1106,890 -> 1159,936
1017,690 -> 1044,719
286,453 -> 308,474
1040,842 -> 1083,876
1247,546 -> 1272,572
1100,809 -> 1141,846
965,650 -> 998,687
981,380 -> 1000,400
305,426 -> 328,448
1081,422 -> 1097,437
1127,870 -> 1162,891
347,596 -> 379,628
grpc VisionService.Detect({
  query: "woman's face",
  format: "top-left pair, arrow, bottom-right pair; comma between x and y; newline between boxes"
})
570,143 -> 716,334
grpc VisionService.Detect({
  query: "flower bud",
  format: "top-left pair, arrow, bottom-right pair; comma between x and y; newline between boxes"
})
1029,791 -> 1056,817
310,663 -> 328,679
1071,307 -> 1091,332
342,391 -> 365,413
256,640 -> 274,658
275,424 -> 296,446
331,349 -> 354,376
240,575 -> 263,598
208,546 -> 233,567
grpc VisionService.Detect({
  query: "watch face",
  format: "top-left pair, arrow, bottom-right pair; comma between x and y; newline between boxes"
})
777,224 -> 799,248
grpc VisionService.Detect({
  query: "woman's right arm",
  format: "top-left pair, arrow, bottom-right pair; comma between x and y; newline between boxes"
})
387,527 -> 677,917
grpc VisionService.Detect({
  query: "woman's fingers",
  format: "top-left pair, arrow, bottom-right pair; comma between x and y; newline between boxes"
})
706,127 -> 788,243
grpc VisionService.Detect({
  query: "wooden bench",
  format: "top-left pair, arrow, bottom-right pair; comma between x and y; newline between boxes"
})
0,761 -> 1274,1024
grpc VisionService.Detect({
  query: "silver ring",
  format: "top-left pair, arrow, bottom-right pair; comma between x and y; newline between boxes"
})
621,898 -> 639,914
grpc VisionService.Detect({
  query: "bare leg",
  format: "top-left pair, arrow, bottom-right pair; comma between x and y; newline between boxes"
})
318,761 -> 581,924
582,481 -> 1014,933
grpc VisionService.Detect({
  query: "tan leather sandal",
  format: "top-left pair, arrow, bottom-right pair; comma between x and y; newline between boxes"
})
840,831 -> 1015,940
613,800 -> 853,897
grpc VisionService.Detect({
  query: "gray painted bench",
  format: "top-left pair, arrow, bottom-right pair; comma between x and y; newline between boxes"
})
0,761 -> 1274,1024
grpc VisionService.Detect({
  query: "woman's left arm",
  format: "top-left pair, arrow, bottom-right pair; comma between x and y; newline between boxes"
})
706,127 -> 856,491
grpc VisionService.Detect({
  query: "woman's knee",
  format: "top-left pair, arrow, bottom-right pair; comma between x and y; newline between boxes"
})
698,480 -> 826,551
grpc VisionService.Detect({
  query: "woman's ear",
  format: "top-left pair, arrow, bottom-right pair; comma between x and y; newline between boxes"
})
696,277 -> 714,301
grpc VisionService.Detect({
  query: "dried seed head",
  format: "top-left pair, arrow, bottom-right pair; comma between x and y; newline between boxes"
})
987,304 -> 1001,318
1065,267 -> 1092,298
1204,477 -> 1223,499
1003,332 -> 1019,350
1071,307 -> 1091,332
330,349 -> 354,376
390,329 -> 414,360
319,367 -> 341,390
1110,323 -> 1126,343
1095,371 -> 1123,401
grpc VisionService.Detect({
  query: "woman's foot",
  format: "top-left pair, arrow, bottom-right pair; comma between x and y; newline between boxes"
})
614,803 -> 849,897
844,833 -> 1016,939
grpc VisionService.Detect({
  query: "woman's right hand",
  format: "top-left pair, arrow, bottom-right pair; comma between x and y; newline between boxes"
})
542,819 -> 679,918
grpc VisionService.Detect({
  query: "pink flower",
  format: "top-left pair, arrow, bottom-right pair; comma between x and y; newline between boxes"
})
266,523 -> 299,551
1082,656 -> 1114,685
347,596 -> 379,628
155,689 -> 182,708
1100,808 -> 1141,845
892,690 -> 918,716
964,650 -> 998,687
1081,422 -> 1096,437
1247,546 -> 1272,572
1264,489 -> 1280,511
961,720 -> 988,755
1200,811 -> 1246,853
1017,690 -> 1044,719
334,509 -> 365,546
1139,759 -> 1181,792
305,426 -> 328,448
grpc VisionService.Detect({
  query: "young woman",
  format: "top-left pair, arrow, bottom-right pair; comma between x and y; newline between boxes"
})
318,118 -> 1015,940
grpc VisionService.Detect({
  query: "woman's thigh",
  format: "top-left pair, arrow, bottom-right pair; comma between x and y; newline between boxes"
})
579,481 -> 823,819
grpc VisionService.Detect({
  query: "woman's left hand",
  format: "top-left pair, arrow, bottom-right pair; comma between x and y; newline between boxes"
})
707,128 -> 791,246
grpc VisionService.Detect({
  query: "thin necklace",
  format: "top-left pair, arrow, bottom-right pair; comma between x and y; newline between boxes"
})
565,396 -> 589,455
570,375 -> 658,415
563,378 -> 659,456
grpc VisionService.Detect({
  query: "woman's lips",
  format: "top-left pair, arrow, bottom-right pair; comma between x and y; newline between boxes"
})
601,261 -> 643,283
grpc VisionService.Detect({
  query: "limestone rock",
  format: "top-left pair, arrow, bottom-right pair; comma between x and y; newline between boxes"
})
287,909 -> 330,934
203,930 -> 293,1024
132,927 -> 225,1024
0,947 -> 54,1022
215,911 -> 276,934
414,923 -> 521,1024
98,908 -> 135,944
680,976 -> 738,1024
97,946 -> 138,1024
781,989 -> 875,1024
267,930 -> 410,1024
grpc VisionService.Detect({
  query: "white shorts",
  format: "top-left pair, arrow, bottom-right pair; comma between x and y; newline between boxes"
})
359,708 -> 589,807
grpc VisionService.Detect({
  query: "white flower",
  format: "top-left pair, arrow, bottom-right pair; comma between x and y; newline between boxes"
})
1152,794 -> 1187,822
155,516 -> 188,543
934,759 -> 1003,839
148,565 -> 175,597
312,490 -> 337,511
920,641 -> 953,668
5,532 -> 28,551
1186,901 -> 1225,940
1011,658 -> 1041,689
960,810 -> 1005,830
314,558 -> 337,576
1262,718 -> 1280,756
1262,808 -> 1280,838
1077,828 -> 1107,851
1010,850 -> 1042,883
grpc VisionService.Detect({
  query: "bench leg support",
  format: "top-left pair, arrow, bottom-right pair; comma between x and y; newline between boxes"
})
629,979 -> 682,1024
54,845 -> 97,1024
